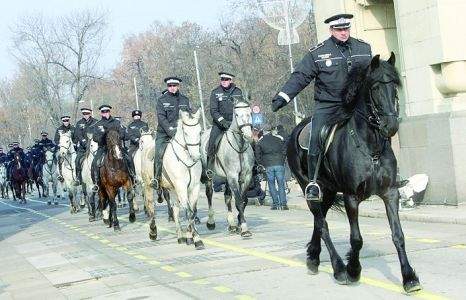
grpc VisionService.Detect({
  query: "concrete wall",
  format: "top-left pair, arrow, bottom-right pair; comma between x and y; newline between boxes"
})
311,0 -> 466,204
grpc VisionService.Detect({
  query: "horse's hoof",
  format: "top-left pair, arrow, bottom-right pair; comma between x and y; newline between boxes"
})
129,213 -> 136,223
194,241 -> 205,250
241,230 -> 252,238
194,217 -> 201,225
178,237 -> 186,244
80,204 -> 85,209
334,272 -> 349,285
89,216 -> 96,222
306,258 -> 319,275
157,197 -> 163,204
186,238 -> 194,245
114,225 -> 121,231
404,279 -> 422,293
228,226 -> 237,234
54,202 -> 58,205
168,216 -> 174,222
206,222 -> 215,230
47,201 -> 51,205
103,219 -> 110,225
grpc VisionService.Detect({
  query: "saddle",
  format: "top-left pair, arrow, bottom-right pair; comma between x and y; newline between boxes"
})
298,119 -> 338,155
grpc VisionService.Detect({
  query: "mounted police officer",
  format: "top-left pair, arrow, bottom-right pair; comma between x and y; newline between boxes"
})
125,110 -> 149,159
91,105 -> 136,191
150,77 -> 192,190
38,132 -> 54,151
54,116 -> 75,182
72,108 -> 97,185
271,14 -> 372,202
6,142 -> 28,181
0,147 -> 6,164
206,72 -> 244,177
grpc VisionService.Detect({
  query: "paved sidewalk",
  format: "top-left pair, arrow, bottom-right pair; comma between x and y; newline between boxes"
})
261,181 -> 466,225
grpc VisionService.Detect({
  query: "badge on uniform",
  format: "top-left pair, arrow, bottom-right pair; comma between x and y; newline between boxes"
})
325,59 -> 333,67
80,124 -> 85,128
216,93 -> 223,101
98,125 -> 104,132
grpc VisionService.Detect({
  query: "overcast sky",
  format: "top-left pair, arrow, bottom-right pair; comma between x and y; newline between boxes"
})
0,0 -> 231,78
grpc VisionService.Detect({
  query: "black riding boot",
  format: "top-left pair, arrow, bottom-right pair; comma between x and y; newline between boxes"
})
124,154 -> 137,185
150,158 -> 163,190
91,164 -> 100,192
150,137 -> 169,190
305,153 -> 322,202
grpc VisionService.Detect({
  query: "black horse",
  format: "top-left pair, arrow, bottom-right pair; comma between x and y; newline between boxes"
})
287,53 -> 421,293
10,152 -> 28,203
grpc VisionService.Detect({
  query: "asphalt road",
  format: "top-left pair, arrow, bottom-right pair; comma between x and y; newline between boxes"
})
0,190 -> 465,300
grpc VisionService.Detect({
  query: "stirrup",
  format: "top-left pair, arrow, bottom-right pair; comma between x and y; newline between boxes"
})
305,181 -> 322,202
92,185 -> 99,192
205,169 -> 214,180
57,175 -> 64,182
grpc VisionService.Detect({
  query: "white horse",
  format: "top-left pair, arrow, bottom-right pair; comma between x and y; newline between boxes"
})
153,109 -> 204,249
200,101 -> 254,237
81,134 -> 99,221
42,148 -> 60,205
58,131 -> 80,213
0,163 -> 8,199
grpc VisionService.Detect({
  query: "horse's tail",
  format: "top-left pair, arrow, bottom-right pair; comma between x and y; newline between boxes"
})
331,194 -> 345,213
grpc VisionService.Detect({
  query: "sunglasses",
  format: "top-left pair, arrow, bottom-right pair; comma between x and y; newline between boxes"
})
62,119 -> 70,122
167,84 -> 178,87
101,110 -> 110,113
220,78 -> 231,81
82,112 -> 91,115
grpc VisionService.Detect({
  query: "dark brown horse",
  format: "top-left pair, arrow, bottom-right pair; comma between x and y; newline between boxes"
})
99,128 -> 136,231
27,157 -> 44,197
11,152 -> 28,203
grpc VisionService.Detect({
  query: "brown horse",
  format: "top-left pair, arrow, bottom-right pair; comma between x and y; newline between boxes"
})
11,152 -> 28,203
99,128 -> 136,231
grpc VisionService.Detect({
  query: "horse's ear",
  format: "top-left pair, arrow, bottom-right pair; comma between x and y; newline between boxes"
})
371,55 -> 380,69
194,109 -> 201,119
388,52 -> 396,66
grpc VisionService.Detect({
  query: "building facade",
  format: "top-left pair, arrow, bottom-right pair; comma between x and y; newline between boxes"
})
312,0 -> 466,204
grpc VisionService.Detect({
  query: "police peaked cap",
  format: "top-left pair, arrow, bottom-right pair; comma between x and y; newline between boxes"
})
132,110 -> 142,117
164,77 -> 182,85
99,104 -> 112,111
61,115 -> 71,121
324,14 -> 353,29
81,108 -> 92,113
219,72 -> 235,79
41,132 -> 48,136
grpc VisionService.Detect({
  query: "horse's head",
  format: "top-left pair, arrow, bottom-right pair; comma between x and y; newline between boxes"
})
139,128 -> 154,150
366,52 -> 401,138
59,131 -> 73,156
178,109 -> 202,161
44,147 -> 55,164
106,128 -> 123,160
232,101 -> 253,143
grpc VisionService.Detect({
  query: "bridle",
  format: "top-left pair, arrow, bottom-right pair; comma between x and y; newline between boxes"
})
232,104 -> 253,134
363,79 -> 400,130
170,117 -> 201,167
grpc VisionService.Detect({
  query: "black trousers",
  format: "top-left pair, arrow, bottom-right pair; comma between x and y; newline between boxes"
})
128,145 -> 138,159
75,150 -> 85,182
207,124 -> 224,158
308,102 -> 341,181
154,133 -> 170,180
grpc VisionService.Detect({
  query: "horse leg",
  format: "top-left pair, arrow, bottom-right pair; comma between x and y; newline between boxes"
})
344,195 -> 363,283
36,181 -> 41,198
381,188 -> 421,293
165,189 -> 174,222
205,180 -> 215,230
229,180 -> 251,238
172,199 -> 185,244
309,191 -> 346,283
127,186 -> 136,223
224,184 -> 236,233
188,186 -> 204,250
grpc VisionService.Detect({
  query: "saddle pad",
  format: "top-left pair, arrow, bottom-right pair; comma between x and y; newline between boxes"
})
298,121 -> 312,150
298,120 -> 338,155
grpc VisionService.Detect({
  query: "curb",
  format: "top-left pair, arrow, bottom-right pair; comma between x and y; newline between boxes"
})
286,202 -> 466,225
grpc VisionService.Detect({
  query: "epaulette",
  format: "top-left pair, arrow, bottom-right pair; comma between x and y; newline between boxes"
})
356,38 -> 369,45
309,42 -> 324,53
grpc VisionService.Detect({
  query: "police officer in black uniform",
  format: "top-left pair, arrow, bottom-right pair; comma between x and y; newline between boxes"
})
125,110 -> 149,159
206,72 -> 244,177
54,116 -> 75,182
0,147 -> 6,164
150,77 -> 192,190
272,14 -> 372,201
91,105 -> 136,191
38,132 -> 54,151
72,108 -> 97,185
6,142 -> 28,180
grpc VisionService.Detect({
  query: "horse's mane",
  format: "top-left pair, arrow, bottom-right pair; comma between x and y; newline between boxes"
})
326,60 -> 401,126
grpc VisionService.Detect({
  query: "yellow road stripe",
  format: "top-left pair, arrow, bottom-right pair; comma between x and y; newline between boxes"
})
416,239 -> 440,244
100,239 -> 111,244
176,272 -> 192,278
192,279 -> 210,285
161,265 -> 176,272
116,247 -> 128,251
236,295 -> 256,300
134,254 -> 149,260
451,244 -> 466,249
148,260 -> 161,266
213,286 -> 233,293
